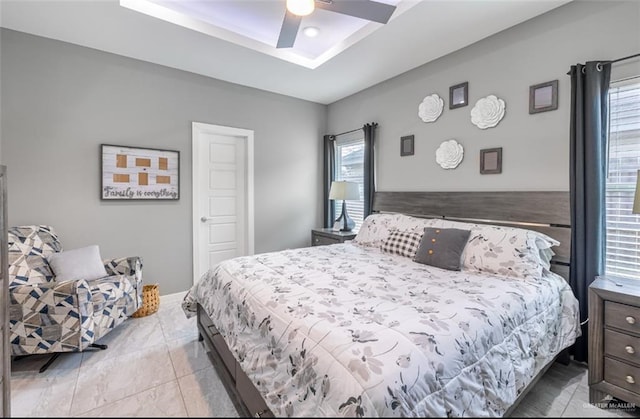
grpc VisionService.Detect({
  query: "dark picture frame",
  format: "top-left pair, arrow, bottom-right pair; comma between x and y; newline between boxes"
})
400,135 -> 415,156
101,144 -> 180,200
449,81 -> 468,109
480,147 -> 502,174
529,80 -> 558,114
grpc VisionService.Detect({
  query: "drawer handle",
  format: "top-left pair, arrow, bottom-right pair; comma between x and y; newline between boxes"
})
626,316 -> 636,325
626,345 -> 636,354
626,375 -> 635,384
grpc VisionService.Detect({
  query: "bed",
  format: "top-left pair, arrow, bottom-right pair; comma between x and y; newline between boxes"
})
182,191 -> 581,417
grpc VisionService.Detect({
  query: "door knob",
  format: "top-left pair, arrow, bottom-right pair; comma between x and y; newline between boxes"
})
201,216 -> 210,222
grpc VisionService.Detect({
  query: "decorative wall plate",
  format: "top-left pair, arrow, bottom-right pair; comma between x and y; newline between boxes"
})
470,95 -> 506,129
418,94 -> 444,123
436,139 -> 464,169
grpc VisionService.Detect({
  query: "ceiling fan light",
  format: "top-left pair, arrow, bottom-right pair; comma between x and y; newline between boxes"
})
287,0 -> 315,16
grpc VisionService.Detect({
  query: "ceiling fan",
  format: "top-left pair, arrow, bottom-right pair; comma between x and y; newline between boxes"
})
277,0 -> 397,48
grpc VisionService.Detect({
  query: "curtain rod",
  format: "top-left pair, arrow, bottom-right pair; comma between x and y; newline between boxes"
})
332,127 -> 362,138
566,53 -> 640,75
611,52 -> 640,64
332,122 -> 377,138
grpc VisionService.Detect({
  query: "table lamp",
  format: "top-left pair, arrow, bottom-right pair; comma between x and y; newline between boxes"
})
329,181 -> 360,232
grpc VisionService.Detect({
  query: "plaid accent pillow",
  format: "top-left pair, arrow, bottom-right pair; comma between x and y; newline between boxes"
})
380,229 -> 424,258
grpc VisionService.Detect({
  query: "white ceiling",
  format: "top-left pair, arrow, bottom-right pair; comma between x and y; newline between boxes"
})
0,0 -> 572,105
126,0 -> 407,67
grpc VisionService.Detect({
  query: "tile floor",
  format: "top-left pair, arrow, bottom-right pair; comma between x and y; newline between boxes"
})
9,292 -> 640,417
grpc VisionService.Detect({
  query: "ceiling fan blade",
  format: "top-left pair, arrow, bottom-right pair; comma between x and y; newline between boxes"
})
315,0 -> 396,24
276,10 -> 302,48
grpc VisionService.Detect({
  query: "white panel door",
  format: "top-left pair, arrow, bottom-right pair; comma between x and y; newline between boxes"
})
193,123 -> 254,284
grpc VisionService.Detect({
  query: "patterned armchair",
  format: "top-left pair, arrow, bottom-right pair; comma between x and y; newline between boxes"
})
8,225 -> 142,364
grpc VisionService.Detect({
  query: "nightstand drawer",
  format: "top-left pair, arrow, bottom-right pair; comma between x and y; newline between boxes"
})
605,328 -> 640,365
313,235 -> 340,246
604,356 -> 640,394
605,301 -> 640,335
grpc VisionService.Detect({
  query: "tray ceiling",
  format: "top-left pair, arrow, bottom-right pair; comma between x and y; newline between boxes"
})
0,0 -> 572,104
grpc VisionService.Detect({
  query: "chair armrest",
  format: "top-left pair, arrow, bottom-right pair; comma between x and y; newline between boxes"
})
103,256 -> 143,309
9,279 -> 94,354
103,256 -> 143,279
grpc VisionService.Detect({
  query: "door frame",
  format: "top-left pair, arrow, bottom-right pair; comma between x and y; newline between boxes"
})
192,122 -> 255,284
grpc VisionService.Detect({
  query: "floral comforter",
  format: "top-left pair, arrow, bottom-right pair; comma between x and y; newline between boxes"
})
182,242 -> 580,417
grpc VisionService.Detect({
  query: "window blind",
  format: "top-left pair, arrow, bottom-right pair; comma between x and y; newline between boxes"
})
605,79 -> 640,279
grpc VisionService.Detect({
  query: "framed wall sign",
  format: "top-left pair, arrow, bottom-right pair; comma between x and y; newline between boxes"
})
480,147 -> 502,174
101,144 -> 180,200
401,135 -> 415,156
449,81 -> 468,109
529,80 -> 558,114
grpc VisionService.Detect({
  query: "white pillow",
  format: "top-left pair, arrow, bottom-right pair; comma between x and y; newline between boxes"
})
429,219 -> 558,279
354,213 -> 437,248
48,245 -> 108,282
353,213 -> 404,247
539,247 -> 556,270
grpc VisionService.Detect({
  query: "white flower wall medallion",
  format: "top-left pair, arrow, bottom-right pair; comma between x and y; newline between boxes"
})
470,95 -> 506,129
418,94 -> 444,123
436,139 -> 464,169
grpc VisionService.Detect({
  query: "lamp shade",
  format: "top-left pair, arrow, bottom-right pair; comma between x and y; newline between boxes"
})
329,181 -> 360,201
634,169 -> 640,214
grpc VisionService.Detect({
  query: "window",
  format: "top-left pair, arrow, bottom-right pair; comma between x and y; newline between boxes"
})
605,78 -> 640,279
335,136 -> 365,230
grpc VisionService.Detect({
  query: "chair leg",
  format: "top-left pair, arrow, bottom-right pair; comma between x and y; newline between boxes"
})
39,342 -> 108,373
39,353 -> 61,373
90,343 -> 108,350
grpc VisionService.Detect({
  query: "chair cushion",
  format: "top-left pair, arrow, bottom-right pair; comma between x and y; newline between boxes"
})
85,275 -> 132,315
48,245 -> 108,282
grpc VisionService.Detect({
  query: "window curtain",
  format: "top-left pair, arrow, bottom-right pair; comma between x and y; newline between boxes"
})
568,61 -> 611,363
363,122 -> 377,218
323,135 -> 336,228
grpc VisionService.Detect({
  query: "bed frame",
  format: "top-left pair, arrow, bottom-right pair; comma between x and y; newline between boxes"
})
196,190 -> 572,418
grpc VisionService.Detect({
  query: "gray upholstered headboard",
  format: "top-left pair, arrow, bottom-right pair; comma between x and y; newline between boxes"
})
372,191 -> 571,280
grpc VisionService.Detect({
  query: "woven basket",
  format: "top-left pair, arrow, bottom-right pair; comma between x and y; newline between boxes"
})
132,284 -> 160,318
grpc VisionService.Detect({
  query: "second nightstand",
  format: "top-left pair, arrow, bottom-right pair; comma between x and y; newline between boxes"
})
589,275 -> 640,408
311,228 -> 357,246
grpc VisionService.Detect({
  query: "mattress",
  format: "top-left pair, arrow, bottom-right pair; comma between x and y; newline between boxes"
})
182,242 -> 580,417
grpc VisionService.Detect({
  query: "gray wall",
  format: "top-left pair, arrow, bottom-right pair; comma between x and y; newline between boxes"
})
327,0 -> 640,192
2,1 -> 639,296
0,29 -> 326,295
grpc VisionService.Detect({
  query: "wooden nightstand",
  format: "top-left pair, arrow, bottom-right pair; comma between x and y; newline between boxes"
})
311,228 -> 357,246
589,275 -> 640,407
